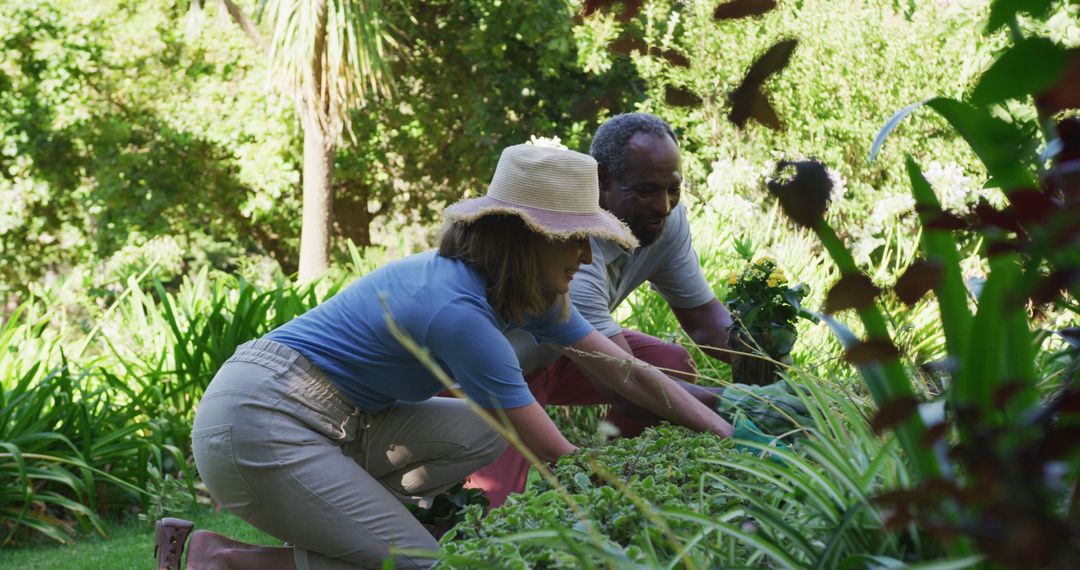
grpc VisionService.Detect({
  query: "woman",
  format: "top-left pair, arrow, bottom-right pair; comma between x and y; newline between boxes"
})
155,144 -> 733,570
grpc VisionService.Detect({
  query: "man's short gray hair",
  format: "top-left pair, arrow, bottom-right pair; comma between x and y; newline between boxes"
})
589,113 -> 678,181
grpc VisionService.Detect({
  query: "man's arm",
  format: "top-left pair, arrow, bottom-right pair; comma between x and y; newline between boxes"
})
556,331 -> 733,437
671,298 -> 733,364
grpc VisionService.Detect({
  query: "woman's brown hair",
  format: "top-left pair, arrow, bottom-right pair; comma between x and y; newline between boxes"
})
439,214 -> 570,325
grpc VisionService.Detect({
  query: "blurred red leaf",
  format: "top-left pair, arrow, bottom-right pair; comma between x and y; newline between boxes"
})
921,209 -> 969,231
974,201 -> 1024,233
608,34 -> 647,55
845,338 -> 901,365
728,39 -> 797,130
766,159 -> 832,228
653,47 -> 690,68
568,89 -> 620,120
987,239 -> 1024,257
875,489 -> 920,506
952,403 -> 983,425
923,421 -> 948,445
1029,269 -> 1080,305
824,273 -> 879,313
923,478 -> 966,501
1042,425 -> 1080,459
1057,387 -> 1080,413
740,39 -> 797,93
582,0 -> 646,21
714,0 -> 777,20
894,259 -> 943,305
1008,188 -> 1059,224
1056,117 -> 1080,162
609,35 -> 690,67
881,506 -> 914,530
728,91 -> 781,130
664,85 -> 702,107
871,396 -> 920,434
992,381 -> 1025,411
582,0 -> 615,16
1036,48 -> 1080,115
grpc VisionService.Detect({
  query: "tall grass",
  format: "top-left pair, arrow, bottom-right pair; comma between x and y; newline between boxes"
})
0,264 -> 360,544
0,307 -> 146,544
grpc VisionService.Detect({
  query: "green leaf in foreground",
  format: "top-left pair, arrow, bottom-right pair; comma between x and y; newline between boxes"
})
925,97 -> 1037,191
970,37 -> 1070,106
986,0 -> 1055,34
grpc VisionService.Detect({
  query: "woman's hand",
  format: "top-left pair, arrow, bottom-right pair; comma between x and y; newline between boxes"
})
491,402 -> 577,464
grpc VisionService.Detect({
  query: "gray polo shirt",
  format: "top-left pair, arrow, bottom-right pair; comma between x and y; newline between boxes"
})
509,203 -> 715,372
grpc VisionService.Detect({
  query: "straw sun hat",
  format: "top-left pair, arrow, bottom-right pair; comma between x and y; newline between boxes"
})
443,144 -> 639,249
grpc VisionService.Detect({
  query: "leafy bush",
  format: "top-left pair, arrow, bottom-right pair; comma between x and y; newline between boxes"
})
439,423 -> 747,568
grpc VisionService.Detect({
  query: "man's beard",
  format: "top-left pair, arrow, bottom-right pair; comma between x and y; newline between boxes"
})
629,218 -> 665,247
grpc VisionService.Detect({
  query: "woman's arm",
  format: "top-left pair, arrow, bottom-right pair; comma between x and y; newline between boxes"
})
490,402 -> 577,463
556,330 -> 734,437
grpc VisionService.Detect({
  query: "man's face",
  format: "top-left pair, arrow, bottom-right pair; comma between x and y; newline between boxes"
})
599,132 -> 682,247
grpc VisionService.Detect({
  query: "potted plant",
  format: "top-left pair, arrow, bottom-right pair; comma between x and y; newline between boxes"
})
724,255 -> 815,385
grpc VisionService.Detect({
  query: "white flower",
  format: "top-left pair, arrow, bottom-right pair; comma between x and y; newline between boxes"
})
923,161 -> 973,211
0,186 -> 26,235
868,193 -> 915,233
853,234 -> 886,266
709,193 -> 761,224
707,156 -> 762,195
527,135 -> 567,149
827,168 -> 848,203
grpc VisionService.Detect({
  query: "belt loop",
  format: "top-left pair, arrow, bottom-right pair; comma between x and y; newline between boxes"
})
358,410 -> 372,471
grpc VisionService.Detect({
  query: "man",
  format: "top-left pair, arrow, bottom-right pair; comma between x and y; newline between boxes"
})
472,113 -> 735,507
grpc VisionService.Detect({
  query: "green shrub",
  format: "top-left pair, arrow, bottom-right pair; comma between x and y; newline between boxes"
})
437,376 -> 955,568
438,423 -> 748,568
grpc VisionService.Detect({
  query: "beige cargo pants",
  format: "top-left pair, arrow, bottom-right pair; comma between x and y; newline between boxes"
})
192,339 -> 506,569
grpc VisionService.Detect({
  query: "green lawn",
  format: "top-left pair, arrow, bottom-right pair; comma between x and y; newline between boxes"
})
0,509 -> 278,570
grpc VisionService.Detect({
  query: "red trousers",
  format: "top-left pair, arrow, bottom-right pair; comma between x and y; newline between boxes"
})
466,330 -> 697,508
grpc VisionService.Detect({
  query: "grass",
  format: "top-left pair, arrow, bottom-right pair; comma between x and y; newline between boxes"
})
0,508 -> 277,569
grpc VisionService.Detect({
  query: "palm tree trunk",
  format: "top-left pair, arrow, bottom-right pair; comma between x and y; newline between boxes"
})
298,113 -> 335,282
297,0 -> 333,283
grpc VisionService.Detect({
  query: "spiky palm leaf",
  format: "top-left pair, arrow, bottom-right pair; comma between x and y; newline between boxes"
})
265,0 -> 394,137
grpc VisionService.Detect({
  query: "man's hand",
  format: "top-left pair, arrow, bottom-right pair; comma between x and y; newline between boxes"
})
672,298 -> 733,363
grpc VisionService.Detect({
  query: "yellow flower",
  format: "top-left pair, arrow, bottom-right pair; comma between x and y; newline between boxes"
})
767,277 -> 778,287
727,273 -> 739,286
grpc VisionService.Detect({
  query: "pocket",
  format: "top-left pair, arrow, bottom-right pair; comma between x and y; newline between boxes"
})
191,424 -> 261,518
282,383 -> 358,444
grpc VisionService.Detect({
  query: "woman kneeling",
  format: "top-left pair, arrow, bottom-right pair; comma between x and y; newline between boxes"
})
157,144 -> 732,570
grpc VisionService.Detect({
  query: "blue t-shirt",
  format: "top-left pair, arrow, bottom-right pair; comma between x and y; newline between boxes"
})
266,250 -> 593,413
